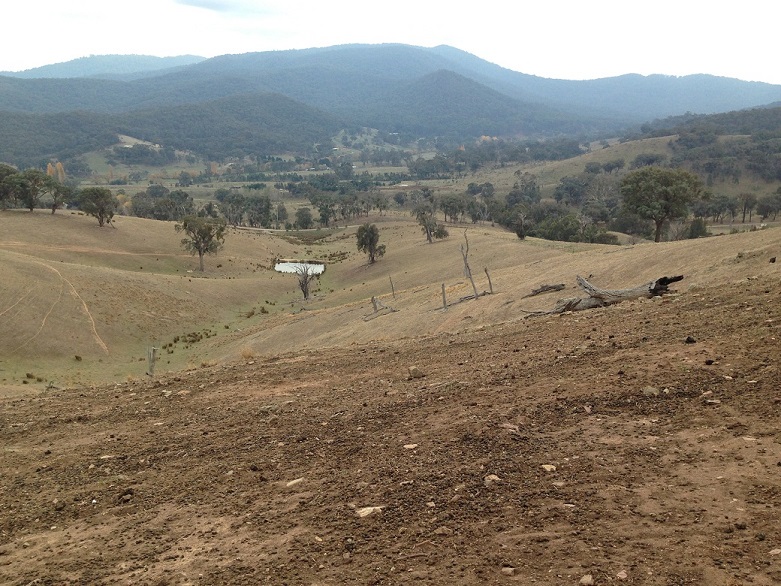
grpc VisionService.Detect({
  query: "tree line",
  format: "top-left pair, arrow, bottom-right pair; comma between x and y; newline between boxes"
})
4,145 -> 779,269
393,155 -> 779,245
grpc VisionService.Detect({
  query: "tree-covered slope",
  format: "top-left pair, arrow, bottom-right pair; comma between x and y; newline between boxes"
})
360,69 -> 595,139
2,44 -> 781,165
0,111 -> 117,166
0,92 -> 343,167
116,93 -> 344,160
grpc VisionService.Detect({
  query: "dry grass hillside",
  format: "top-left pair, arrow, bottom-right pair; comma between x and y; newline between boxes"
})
1,207 -> 781,585
1,209 -> 779,392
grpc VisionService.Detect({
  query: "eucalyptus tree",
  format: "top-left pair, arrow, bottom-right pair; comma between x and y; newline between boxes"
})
175,216 -> 227,271
620,167 -> 703,242
356,223 -> 386,264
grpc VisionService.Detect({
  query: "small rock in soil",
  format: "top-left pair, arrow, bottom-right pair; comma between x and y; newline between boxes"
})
408,366 -> 424,379
580,574 -> 595,585
642,386 -> 659,397
484,474 -> 501,486
355,506 -> 383,518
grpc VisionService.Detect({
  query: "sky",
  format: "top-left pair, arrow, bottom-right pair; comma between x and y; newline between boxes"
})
2,0 -> 778,84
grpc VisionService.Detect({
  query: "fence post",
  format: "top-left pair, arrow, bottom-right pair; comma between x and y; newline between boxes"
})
146,345 -> 159,376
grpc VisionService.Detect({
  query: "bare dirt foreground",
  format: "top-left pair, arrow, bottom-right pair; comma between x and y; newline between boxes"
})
1,275 -> 780,585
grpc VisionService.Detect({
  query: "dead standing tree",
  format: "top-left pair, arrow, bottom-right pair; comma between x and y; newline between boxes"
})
460,230 -> 479,300
294,264 -> 320,301
441,230 -> 494,309
523,274 -> 684,316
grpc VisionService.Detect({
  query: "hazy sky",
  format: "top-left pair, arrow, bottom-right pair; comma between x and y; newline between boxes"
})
3,0 -> 778,84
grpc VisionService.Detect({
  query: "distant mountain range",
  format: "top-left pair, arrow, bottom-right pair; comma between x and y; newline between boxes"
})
1,55 -> 205,80
1,44 -> 780,167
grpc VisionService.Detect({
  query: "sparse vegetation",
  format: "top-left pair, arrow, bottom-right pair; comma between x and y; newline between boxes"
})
0,124 -> 778,385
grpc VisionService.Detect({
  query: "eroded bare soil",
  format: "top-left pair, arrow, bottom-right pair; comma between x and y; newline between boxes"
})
2,276 -> 780,585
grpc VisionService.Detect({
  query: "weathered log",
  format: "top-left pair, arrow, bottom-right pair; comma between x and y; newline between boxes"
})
523,275 -> 683,317
575,274 -> 683,303
522,283 -> 566,298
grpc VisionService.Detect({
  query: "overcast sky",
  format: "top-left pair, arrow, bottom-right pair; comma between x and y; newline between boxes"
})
2,0 -> 778,84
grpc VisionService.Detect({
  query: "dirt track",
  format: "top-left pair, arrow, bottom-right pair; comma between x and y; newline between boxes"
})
1,275 -> 780,585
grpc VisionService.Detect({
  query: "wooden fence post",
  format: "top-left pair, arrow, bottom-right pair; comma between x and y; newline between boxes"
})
146,345 -> 158,376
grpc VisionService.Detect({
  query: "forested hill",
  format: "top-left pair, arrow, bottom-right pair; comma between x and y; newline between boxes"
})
3,45 -> 780,120
1,44 -> 781,166
633,105 -> 781,182
0,93 -> 342,166
643,104 -> 781,137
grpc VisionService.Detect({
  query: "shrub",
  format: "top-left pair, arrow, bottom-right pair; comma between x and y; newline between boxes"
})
688,218 -> 710,239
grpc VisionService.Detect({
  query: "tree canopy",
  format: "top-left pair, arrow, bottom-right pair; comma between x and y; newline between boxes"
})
7,169 -> 56,212
79,187 -> 118,227
620,167 -> 703,242
412,203 -> 449,243
356,223 -> 386,264
175,216 -> 227,271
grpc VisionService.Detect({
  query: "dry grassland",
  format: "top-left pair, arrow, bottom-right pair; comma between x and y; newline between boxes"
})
1,208 -> 778,392
1,206 -> 780,585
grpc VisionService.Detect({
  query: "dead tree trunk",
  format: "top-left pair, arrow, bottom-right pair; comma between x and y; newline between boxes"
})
524,275 -> 683,316
364,296 -> 397,321
461,230 -> 479,300
484,268 -> 493,294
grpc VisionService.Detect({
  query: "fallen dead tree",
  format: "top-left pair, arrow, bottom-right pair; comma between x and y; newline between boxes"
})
523,275 -> 684,317
522,283 -> 566,298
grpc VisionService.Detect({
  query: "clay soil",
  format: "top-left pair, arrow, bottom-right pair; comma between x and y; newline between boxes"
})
1,275 -> 780,585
